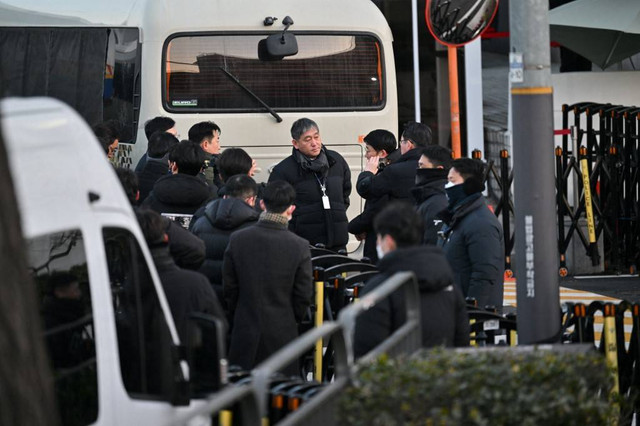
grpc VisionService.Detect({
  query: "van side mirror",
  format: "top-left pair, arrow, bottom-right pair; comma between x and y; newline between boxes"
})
186,313 -> 228,397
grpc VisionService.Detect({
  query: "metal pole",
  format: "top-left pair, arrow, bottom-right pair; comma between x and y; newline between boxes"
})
448,45 -> 462,158
510,1 -> 561,344
411,0 -> 421,122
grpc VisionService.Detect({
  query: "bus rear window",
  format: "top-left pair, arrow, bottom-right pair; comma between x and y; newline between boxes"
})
164,34 -> 384,112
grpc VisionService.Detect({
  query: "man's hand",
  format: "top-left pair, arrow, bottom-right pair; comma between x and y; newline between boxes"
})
365,156 -> 380,174
249,159 -> 257,177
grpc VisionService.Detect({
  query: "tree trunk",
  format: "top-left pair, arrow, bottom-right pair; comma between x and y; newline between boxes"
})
0,116 -> 58,424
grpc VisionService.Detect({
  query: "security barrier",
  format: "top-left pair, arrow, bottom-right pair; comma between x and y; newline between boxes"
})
176,271 -> 420,426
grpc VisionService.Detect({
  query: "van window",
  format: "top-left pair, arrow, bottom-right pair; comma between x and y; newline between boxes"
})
26,230 -> 99,426
103,227 -> 176,400
164,33 -> 384,112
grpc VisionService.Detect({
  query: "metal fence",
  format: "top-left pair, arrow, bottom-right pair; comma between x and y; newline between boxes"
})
176,271 -> 420,426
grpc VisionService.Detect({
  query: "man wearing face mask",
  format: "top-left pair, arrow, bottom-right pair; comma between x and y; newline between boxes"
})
411,145 -> 452,245
438,158 -> 504,312
353,202 -> 469,358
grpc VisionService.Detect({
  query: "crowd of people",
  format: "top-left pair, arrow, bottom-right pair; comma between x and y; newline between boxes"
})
97,115 -> 505,375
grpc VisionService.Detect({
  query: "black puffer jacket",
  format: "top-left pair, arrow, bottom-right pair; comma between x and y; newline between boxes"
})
356,148 -> 421,202
136,157 -> 169,202
411,168 -> 449,245
190,198 -> 259,297
438,194 -> 504,311
354,246 -> 470,358
269,147 -> 351,250
142,173 -> 216,215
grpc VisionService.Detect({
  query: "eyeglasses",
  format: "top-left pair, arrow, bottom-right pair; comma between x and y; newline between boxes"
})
400,138 -> 412,145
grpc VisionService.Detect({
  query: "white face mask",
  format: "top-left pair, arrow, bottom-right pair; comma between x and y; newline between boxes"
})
445,181 -> 456,189
376,243 -> 385,260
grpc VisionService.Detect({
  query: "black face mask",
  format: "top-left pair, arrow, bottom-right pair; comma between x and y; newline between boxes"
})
445,183 -> 467,207
415,167 -> 448,186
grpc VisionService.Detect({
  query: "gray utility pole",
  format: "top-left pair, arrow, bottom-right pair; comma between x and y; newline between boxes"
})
510,1 -> 561,344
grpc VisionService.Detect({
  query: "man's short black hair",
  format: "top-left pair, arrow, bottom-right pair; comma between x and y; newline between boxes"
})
115,167 -> 139,205
169,140 -> 207,176
364,129 -> 397,154
451,158 -> 485,182
147,131 -> 179,159
374,201 -> 424,248
47,271 -> 78,293
263,180 -> 296,214
402,121 -> 433,147
290,117 -> 319,140
225,174 -> 257,200
136,208 -> 166,246
188,121 -> 221,144
92,120 -> 120,154
217,148 -> 253,182
144,116 -> 175,139
421,145 -> 452,169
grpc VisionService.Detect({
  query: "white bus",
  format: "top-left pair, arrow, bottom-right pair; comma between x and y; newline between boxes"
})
0,0 -> 398,244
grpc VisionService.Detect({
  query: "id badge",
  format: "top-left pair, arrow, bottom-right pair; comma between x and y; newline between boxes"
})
322,195 -> 331,210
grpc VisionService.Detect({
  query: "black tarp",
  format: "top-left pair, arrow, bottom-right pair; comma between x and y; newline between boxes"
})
0,28 -> 108,126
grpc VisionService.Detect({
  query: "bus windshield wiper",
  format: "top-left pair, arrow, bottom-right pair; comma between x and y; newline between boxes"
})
219,67 -> 283,123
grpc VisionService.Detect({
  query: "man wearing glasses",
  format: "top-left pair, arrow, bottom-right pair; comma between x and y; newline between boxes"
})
356,121 -> 433,212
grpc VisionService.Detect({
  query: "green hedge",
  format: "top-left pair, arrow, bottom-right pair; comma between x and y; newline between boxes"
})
339,347 -> 618,426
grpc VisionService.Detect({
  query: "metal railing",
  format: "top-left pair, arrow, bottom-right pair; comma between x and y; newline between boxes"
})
176,271 -> 420,426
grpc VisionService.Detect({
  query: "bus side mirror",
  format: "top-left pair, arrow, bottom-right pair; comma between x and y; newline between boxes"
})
258,32 -> 298,61
186,313 -> 228,397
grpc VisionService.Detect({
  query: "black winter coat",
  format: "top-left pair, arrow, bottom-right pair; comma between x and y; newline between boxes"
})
151,245 -> 227,343
354,246 -> 469,358
356,148 -> 421,203
142,173 -> 216,216
136,157 -> 169,202
410,170 -> 449,245
269,147 -> 351,250
438,194 -> 504,311
223,218 -> 313,373
163,217 -> 206,270
190,198 -> 259,298
348,150 -> 401,262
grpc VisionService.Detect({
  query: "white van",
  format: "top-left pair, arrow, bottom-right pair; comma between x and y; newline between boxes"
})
0,0 -> 399,238
2,97 -> 225,425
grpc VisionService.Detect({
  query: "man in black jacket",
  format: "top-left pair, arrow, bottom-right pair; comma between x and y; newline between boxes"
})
269,118 -> 351,251
136,131 -> 179,202
354,202 -> 469,358
356,121 -> 432,205
411,145 -> 451,245
191,175 -> 260,303
136,209 -> 226,344
116,167 -> 205,270
438,158 -> 504,311
348,129 -> 399,262
135,116 -> 178,172
188,121 -> 222,188
223,181 -> 313,375
142,140 -> 217,219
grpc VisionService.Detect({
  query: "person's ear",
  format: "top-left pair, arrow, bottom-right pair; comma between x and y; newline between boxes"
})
292,139 -> 299,150
259,199 -> 266,211
379,149 -> 388,158
136,190 -> 140,202
286,204 -> 296,216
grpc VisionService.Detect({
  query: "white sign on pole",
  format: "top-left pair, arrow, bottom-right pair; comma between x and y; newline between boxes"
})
509,52 -> 524,83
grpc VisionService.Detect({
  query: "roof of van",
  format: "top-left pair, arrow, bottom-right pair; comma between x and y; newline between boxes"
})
0,0 -> 392,39
1,97 -> 133,238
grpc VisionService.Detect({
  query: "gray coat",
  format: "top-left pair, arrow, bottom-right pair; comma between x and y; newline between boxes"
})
438,194 -> 504,311
223,219 -> 313,373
